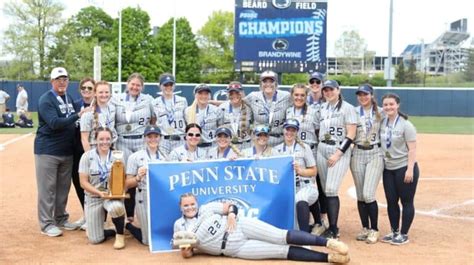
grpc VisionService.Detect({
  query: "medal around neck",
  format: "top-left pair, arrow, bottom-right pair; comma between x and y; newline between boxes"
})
103,150 -> 130,199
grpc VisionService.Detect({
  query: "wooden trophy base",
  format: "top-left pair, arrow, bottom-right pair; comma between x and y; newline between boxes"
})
103,193 -> 130,199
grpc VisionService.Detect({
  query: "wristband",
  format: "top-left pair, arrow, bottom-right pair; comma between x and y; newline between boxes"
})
338,137 -> 353,153
228,204 -> 238,215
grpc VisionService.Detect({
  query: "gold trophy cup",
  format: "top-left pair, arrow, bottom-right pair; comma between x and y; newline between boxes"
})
103,150 -> 130,199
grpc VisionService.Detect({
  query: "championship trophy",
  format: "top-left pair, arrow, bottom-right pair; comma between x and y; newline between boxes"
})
103,150 -> 130,199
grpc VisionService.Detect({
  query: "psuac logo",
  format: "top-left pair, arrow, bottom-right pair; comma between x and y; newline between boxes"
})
208,196 -> 260,218
272,0 -> 292,9
239,10 -> 258,20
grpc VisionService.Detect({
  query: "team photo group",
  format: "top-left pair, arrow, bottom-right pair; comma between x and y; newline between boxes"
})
34,66 -> 419,264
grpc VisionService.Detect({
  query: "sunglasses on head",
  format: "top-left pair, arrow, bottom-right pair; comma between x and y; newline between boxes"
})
187,133 -> 201,137
309,79 -> 321,85
81,86 -> 94,91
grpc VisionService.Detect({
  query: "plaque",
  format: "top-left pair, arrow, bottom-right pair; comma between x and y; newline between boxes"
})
103,151 -> 130,199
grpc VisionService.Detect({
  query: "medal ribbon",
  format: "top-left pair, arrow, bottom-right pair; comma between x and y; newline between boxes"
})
385,115 -> 400,149
96,150 -> 112,183
196,105 -> 209,128
51,90 -> 71,117
162,95 -> 176,125
262,91 -> 277,126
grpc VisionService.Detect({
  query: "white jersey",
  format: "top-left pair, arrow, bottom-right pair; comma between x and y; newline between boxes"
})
126,148 -> 168,190
218,101 -> 253,143
318,100 -> 358,143
380,116 -> 417,170
244,90 -> 291,137
241,146 -> 274,158
205,146 -> 239,160
80,104 -> 118,146
190,202 -> 227,256
169,144 -> 207,162
16,89 -> 28,111
286,106 -> 320,145
353,106 -> 384,146
273,141 -> 316,171
112,93 -> 155,136
185,104 -> 223,143
153,95 -> 188,136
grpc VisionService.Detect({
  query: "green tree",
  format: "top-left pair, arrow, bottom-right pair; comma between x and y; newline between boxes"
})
334,30 -> 367,75
3,0 -> 65,80
463,48 -> 474,82
155,18 -> 200,83
396,60 -> 406,84
197,11 -> 235,83
405,59 -> 419,83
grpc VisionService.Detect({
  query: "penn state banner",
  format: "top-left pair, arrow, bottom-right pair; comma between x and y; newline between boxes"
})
147,156 -> 295,253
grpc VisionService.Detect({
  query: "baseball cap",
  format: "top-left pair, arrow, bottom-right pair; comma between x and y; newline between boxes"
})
215,127 -> 232,137
159,74 -> 175,86
254,125 -> 270,136
227,82 -> 243,93
144,125 -> 161,136
322,80 -> 339,90
356,84 -> 373,95
50,67 -> 68,80
283,118 -> 300,131
259,70 -> 277,82
193,84 -> 211,94
308,72 -> 324,82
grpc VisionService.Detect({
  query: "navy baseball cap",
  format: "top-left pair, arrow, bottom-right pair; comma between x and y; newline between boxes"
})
322,80 -> 339,90
283,119 -> 300,131
227,82 -> 243,93
194,84 -> 211,94
308,72 -> 324,82
254,125 -> 270,136
159,74 -> 175,86
215,127 -> 232,137
144,125 -> 161,136
356,84 -> 373,95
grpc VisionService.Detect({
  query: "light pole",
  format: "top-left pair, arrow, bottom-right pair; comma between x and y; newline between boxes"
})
387,0 -> 394,87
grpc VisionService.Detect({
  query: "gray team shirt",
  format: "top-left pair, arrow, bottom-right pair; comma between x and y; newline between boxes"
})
111,93 -> 155,136
244,90 -> 291,135
153,95 -> 188,136
185,104 -> 222,143
78,149 -> 123,196
353,106 -> 384,145
380,116 -> 417,170
286,106 -> 320,145
169,144 -> 207,162
80,104 -> 118,145
126,148 -> 168,190
218,101 -> 253,142
318,100 -> 358,142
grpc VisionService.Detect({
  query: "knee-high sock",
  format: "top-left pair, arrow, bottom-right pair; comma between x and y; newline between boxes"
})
296,201 -> 310,232
326,196 -> 340,233
126,223 -> 143,243
112,216 -> 125,235
357,201 -> 369,228
287,246 -> 328,262
286,230 -> 327,246
366,201 -> 379,231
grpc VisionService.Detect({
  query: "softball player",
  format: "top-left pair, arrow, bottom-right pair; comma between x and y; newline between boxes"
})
273,119 -> 318,233
81,81 -> 117,151
241,125 -> 274,158
380,93 -> 419,245
112,73 -> 155,222
316,80 -> 357,239
125,125 -> 168,245
243,70 -> 291,147
185,84 -> 222,152
153,73 -> 188,155
218,82 -> 253,150
350,84 -> 384,244
78,127 -> 126,249
307,72 -> 324,107
206,127 -> 242,160
169,123 -> 207,162
174,193 -> 350,263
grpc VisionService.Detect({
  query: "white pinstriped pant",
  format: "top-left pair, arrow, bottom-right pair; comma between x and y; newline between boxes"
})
135,188 -> 149,245
84,196 -> 125,244
316,143 -> 352,197
350,146 -> 384,203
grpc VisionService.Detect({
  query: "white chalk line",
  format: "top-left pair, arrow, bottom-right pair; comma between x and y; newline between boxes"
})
347,180 -> 474,222
0,133 -> 33,151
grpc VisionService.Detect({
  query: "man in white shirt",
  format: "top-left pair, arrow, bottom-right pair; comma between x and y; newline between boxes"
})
0,89 -> 10,121
16,85 -> 29,117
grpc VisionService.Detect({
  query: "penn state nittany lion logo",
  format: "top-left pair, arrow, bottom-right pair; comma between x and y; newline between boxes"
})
272,0 -> 292,9
207,197 -> 259,218
272,38 -> 289,51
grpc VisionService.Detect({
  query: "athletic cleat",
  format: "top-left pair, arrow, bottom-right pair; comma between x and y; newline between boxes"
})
356,227 -> 369,241
41,226 -> 63,237
366,229 -> 379,244
311,223 -> 327,236
114,234 -> 126,249
321,229 -> 339,239
59,221 -> 81,231
80,222 -> 87,231
327,239 -> 349,255
391,234 -> 409,245
328,253 -> 350,264
381,231 -> 399,243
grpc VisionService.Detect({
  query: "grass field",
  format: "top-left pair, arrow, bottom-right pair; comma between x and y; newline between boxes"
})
0,113 -> 472,135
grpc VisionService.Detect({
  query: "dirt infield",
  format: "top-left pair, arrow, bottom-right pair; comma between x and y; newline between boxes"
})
0,133 -> 472,264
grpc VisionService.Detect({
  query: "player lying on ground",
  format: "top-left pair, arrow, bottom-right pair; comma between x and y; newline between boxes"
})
172,193 -> 350,263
